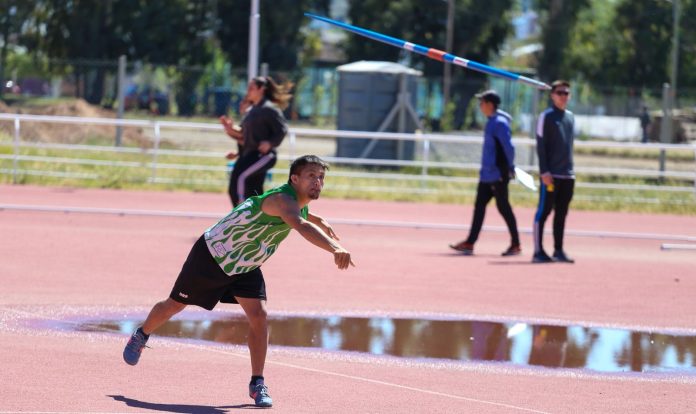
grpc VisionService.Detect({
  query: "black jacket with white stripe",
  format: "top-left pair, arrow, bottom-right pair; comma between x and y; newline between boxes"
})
536,105 -> 575,178
240,98 -> 288,157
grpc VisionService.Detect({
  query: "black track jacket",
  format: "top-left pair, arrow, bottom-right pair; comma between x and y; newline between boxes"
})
536,105 -> 575,178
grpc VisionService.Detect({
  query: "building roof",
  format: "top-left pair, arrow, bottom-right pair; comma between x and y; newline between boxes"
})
337,60 -> 422,75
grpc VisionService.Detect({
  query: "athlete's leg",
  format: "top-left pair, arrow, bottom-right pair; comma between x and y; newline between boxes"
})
236,297 -> 269,376
229,153 -> 260,206
237,153 -> 276,200
141,298 -> 187,335
492,180 -> 520,247
552,178 -> 575,253
533,183 -> 555,255
465,181 -> 494,244
123,297 -> 186,365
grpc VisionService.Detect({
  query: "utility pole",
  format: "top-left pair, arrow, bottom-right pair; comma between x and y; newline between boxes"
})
670,0 -> 680,99
247,0 -> 260,81
443,0 -> 455,110
115,55 -> 126,147
663,0 -> 681,144
670,0 -> 680,117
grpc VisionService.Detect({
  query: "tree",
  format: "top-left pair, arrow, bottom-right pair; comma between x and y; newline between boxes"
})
0,1 -> 35,99
566,0 -> 696,93
40,0 -> 216,111
343,0 -> 513,129
215,0 -> 331,73
535,0 -> 590,83
42,1 -> 117,103
679,0 -> 696,89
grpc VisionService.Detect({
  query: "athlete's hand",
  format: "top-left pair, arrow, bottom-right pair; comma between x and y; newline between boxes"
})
258,141 -> 272,154
333,248 -> 355,270
225,151 -> 238,160
220,115 -> 241,139
541,173 -> 553,186
220,115 -> 234,129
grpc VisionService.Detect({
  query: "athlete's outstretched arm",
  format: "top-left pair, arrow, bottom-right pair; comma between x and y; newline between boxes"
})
262,194 -> 354,269
307,212 -> 340,241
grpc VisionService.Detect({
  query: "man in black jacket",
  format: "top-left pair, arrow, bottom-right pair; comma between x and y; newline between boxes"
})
533,80 -> 575,263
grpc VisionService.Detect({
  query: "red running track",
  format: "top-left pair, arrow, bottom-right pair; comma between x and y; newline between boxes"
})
1,184 -> 695,413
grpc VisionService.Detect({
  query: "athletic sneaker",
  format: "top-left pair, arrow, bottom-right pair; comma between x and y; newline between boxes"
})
532,251 -> 553,263
449,241 -> 474,255
552,250 -> 575,263
501,245 -> 521,256
123,328 -> 149,366
249,382 -> 273,407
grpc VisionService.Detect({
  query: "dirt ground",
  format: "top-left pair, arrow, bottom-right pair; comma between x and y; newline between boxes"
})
0,99 -> 149,145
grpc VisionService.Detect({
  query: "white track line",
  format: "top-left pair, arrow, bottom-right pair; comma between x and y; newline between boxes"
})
2,203 -> 696,243
205,346 -> 553,414
661,243 -> 696,251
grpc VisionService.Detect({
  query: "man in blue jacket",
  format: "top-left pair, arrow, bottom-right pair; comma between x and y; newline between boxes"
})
450,90 -> 520,256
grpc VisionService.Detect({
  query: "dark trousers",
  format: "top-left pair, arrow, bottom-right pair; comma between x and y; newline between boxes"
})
466,180 -> 520,246
533,178 -> 574,253
228,151 -> 276,206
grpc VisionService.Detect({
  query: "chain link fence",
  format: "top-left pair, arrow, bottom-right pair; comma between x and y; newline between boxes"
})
3,58 -> 696,144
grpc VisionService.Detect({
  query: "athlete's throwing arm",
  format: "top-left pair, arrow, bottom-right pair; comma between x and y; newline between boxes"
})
262,181 -> 354,270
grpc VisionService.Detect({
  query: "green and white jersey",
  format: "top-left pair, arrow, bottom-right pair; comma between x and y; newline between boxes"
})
204,183 -> 308,275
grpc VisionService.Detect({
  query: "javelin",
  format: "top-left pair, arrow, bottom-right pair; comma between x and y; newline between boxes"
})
305,13 -> 550,90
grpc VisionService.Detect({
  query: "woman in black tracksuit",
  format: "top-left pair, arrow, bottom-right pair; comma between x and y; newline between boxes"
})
224,76 -> 292,206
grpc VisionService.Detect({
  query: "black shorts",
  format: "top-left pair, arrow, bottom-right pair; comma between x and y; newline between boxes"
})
169,235 -> 267,310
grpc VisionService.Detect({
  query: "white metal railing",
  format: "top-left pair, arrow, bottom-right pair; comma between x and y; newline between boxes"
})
1,113 -> 695,202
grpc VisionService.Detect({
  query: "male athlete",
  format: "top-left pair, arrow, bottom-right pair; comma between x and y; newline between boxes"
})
122,155 -> 354,408
449,90 -> 520,256
533,80 -> 575,263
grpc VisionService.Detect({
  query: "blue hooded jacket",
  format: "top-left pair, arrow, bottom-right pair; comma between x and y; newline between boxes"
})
479,109 -> 515,183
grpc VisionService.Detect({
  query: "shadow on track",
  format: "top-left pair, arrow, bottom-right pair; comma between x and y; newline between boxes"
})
108,395 -> 266,412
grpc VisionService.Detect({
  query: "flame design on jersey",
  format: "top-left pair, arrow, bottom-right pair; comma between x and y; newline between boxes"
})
204,190 -> 298,275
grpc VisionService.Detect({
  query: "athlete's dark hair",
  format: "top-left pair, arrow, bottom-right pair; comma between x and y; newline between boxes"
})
288,155 -> 330,182
550,80 -> 571,93
252,76 -> 294,110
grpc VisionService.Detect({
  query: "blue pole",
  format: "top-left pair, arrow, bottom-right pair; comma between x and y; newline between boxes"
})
305,13 -> 550,90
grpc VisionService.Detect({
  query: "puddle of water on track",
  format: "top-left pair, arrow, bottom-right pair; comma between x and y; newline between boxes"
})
77,316 -> 696,373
